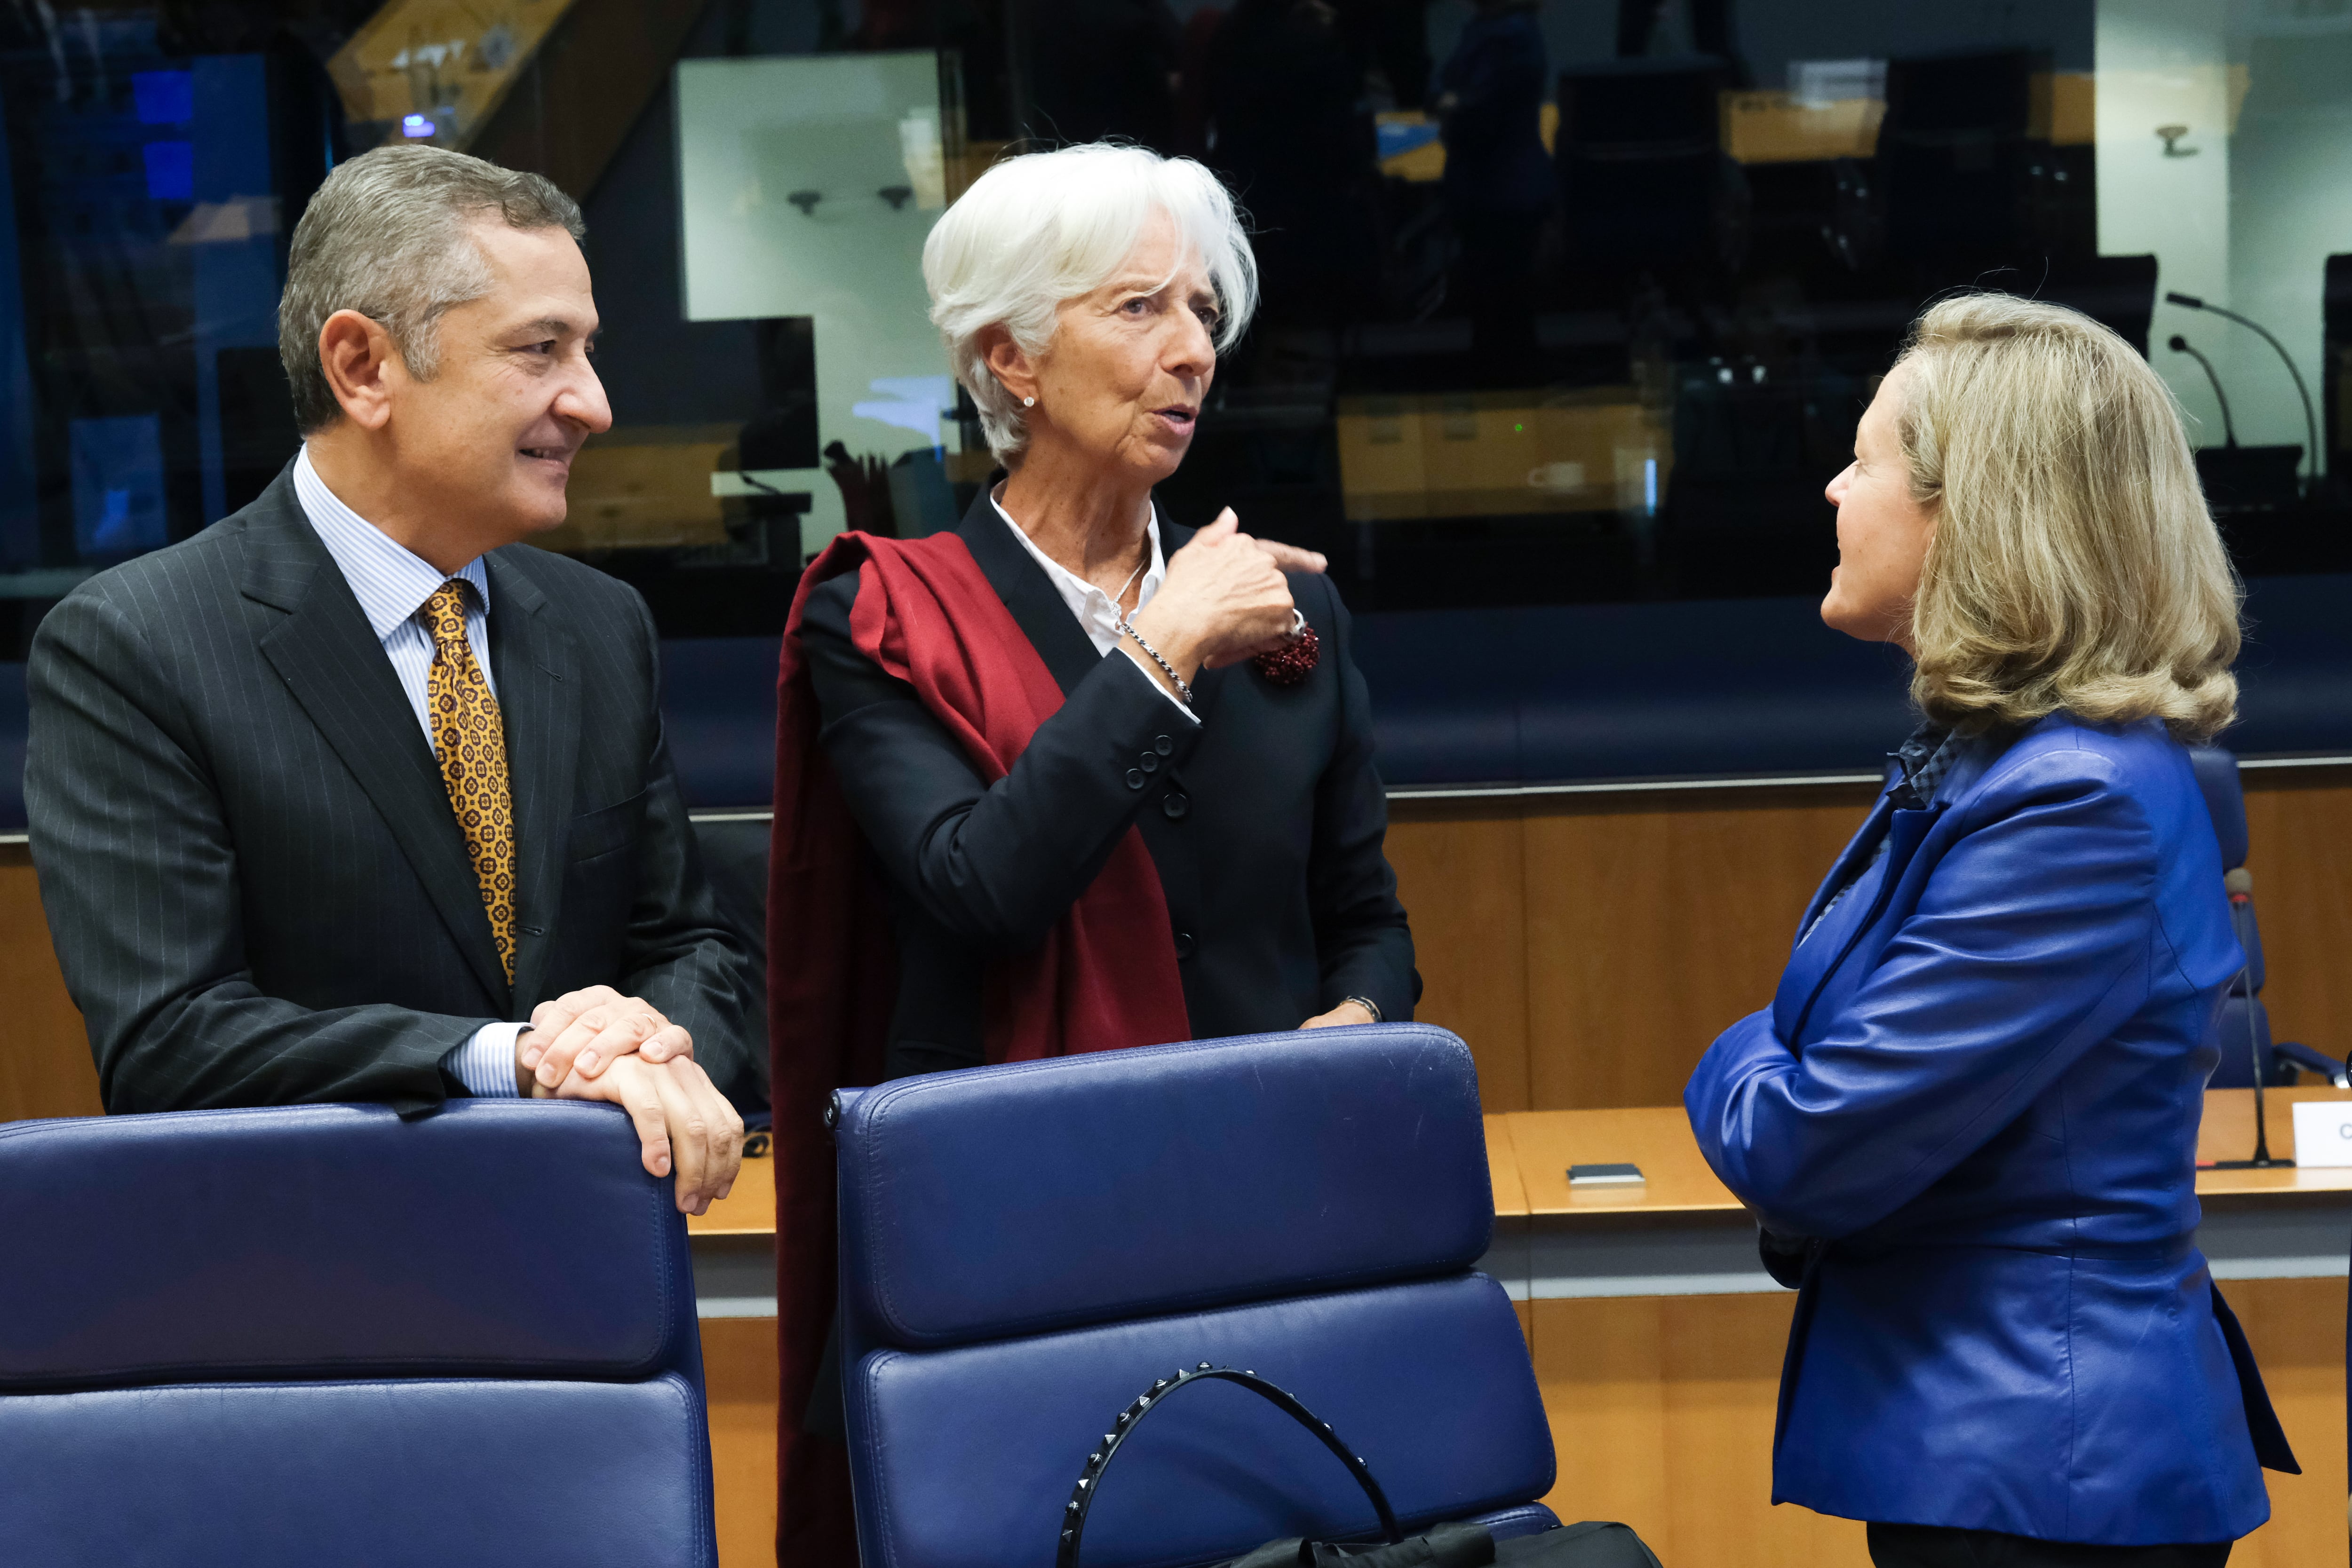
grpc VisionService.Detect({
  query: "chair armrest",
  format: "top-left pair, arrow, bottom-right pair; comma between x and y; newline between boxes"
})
2275,1040 -> 2350,1089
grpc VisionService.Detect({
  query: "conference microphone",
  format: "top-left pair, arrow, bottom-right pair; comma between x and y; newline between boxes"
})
2164,292 -> 2319,490
2167,335 -> 2238,447
2169,332 -> 2302,509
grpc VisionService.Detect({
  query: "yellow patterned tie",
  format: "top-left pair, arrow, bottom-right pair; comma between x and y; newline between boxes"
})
419,580 -> 515,984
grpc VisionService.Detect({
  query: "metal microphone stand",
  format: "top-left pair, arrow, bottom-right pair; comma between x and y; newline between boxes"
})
2210,965 -> 2293,1170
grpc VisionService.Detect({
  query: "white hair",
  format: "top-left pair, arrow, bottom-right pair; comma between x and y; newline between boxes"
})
922,143 -> 1258,466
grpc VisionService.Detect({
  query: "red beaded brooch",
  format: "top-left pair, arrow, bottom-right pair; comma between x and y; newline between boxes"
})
1253,623 -> 1320,686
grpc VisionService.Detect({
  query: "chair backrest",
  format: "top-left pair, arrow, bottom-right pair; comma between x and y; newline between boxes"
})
2190,746 -> 2280,1089
2041,254 -> 2160,358
1553,58 -> 1733,264
1877,48 -> 2038,259
834,1023 -> 1556,1568
1881,48 -> 2034,143
1555,57 -> 1728,154
2327,257 -> 2352,479
2189,745 -> 2251,873
0,1100 -> 715,1568
2190,744 -> 2264,992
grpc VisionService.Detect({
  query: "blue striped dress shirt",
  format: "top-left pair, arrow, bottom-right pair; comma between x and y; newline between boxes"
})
291,445 -> 523,1097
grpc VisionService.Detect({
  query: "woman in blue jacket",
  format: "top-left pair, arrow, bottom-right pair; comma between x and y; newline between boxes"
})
1685,293 -> 2296,1568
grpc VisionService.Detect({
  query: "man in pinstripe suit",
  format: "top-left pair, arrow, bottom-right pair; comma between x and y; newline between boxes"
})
25,145 -> 755,1213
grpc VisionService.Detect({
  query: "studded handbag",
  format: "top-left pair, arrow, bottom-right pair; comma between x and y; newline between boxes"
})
1054,1363 -> 1662,1568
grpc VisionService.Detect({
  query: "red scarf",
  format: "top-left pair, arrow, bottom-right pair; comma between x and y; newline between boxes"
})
766,529 -> 1191,1560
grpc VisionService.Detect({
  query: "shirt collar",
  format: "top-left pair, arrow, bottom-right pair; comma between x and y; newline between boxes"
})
292,444 -> 490,643
990,487 -> 1166,633
1888,723 -> 1960,809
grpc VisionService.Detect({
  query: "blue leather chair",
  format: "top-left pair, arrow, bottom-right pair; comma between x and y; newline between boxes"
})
831,1022 -> 1560,1568
2189,746 -> 2346,1088
0,1100 -> 718,1567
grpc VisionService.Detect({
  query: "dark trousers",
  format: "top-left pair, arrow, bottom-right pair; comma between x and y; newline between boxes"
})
1867,1524 -> 2232,1568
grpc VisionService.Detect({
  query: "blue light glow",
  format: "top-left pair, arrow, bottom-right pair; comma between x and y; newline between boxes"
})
132,71 -> 193,126
401,115 -> 436,138
141,142 -> 194,202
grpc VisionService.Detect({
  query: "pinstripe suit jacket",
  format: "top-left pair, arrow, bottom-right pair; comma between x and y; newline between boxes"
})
25,466 -> 758,1115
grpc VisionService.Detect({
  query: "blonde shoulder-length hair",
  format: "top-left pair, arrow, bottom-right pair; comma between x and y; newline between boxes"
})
1895,292 -> 2241,742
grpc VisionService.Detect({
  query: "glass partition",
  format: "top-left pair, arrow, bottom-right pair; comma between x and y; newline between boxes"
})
0,0 -> 2342,648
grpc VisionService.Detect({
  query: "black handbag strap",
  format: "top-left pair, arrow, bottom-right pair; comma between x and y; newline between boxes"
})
1056,1362 -> 1403,1568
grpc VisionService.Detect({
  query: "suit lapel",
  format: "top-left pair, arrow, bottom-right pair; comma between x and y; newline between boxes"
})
1771,732 -> 2005,1047
954,492 -> 1234,719
1780,800 -> 1947,1046
954,489 -> 1110,696
1791,789 -> 1897,948
241,475 -> 510,1006
485,549 -> 580,1009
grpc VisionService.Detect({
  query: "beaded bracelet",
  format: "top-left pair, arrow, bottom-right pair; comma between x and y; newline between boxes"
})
1115,618 -> 1193,705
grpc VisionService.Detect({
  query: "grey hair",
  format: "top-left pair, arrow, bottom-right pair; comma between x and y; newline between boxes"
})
922,143 -> 1257,466
278,143 -> 585,433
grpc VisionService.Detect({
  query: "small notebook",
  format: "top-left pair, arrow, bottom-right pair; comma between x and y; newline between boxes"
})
1568,1162 -> 1645,1187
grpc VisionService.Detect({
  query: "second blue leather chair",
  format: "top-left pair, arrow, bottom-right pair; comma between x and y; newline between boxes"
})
0,1100 -> 717,1568
2189,746 -> 2346,1088
832,1022 -> 1559,1568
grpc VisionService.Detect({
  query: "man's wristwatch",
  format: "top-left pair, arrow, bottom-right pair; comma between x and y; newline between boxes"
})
1343,995 -> 1382,1022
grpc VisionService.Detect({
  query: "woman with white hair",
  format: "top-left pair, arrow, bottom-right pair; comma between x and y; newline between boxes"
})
1685,293 -> 2296,1567
764,143 -> 1417,1554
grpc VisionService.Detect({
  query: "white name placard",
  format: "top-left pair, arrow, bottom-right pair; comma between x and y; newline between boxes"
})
2289,1100 -> 2352,1168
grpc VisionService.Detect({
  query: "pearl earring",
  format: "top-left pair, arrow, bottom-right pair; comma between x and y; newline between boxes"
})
1023,396 -> 1035,407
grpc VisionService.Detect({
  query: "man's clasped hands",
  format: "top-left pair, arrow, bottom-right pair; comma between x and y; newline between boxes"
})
516,985 -> 744,1216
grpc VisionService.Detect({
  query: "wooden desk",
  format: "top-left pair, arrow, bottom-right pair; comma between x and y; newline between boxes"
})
2195,1085 -> 2352,1193
1508,1104 -> 1741,1216
684,1088 -> 2352,1315
1485,1111 -> 1529,1218
686,1155 -> 777,1320
1477,1088 -> 2352,1303
683,1090 -> 2352,1568
1489,1089 -> 2352,1568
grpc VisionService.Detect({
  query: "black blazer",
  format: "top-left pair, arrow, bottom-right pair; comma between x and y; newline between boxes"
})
25,466 -> 759,1115
799,491 -> 1415,1079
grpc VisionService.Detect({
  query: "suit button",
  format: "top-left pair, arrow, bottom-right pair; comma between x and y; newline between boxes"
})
1153,735 -> 1174,756
1174,930 -> 1196,958
1162,791 -> 1189,820
1124,768 -> 1145,790
1140,752 -> 1159,774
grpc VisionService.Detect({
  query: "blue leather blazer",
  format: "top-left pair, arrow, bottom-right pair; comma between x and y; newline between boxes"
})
1685,714 -> 2296,1545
